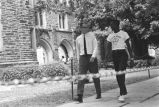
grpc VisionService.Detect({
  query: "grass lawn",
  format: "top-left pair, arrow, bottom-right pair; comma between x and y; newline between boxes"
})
0,69 -> 159,107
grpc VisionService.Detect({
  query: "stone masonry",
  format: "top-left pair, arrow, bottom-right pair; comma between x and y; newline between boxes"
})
0,0 -> 76,67
0,0 -> 39,67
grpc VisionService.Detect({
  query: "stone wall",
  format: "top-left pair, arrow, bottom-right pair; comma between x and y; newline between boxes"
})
45,9 -> 75,60
0,0 -> 77,67
46,11 -> 76,31
0,0 -> 3,51
46,11 -> 58,30
0,0 -> 38,67
53,30 -> 74,59
55,30 -> 73,46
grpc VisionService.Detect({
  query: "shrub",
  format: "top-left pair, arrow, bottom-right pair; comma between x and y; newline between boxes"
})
44,63 -> 70,77
0,61 -> 70,82
150,57 -> 159,66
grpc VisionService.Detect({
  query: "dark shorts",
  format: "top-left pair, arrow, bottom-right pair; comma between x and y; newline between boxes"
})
79,55 -> 98,74
112,49 -> 128,71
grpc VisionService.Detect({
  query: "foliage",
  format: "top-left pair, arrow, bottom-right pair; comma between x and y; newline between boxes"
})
150,21 -> 159,32
0,62 -> 70,82
35,0 -> 159,33
146,20 -> 159,46
34,0 -> 159,61
35,0 -> 75,14
35,0 -> 118,30
117,0 -> 159,42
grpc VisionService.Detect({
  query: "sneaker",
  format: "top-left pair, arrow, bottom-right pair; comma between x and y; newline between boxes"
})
118,95 -> 125,102
117,94 -> 127,98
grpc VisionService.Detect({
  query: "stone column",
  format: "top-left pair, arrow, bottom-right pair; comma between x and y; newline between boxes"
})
42,11 -> 47,28
32,27 -> 37,50
37,12 -> 40,26
0,1 -> 3,51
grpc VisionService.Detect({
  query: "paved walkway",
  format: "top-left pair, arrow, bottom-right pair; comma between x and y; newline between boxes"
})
0,68 -> 158,107
57,76 -> 159,107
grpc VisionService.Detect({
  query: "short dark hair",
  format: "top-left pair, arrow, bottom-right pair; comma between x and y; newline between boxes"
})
110,20 -> 120,33
80,19 -> 92,28
80,23 -> 91,28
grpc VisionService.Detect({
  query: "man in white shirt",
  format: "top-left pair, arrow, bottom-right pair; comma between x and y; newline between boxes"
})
74,21 -> 101,103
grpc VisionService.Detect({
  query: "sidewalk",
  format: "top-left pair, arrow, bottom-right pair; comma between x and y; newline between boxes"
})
57,76 -> 159,107
0,68 -> 158,107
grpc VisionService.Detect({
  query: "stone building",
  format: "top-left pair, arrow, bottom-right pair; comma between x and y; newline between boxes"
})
0,0 -> 76,67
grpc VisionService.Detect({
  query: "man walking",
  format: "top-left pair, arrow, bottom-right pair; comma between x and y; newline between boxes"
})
106,20 -> 133,102
74,21 -> 101,103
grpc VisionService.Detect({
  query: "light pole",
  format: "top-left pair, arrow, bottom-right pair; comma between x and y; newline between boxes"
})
70,28 -> 76,100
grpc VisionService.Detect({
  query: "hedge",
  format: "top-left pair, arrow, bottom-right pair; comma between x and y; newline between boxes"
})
0,61 -> 70,82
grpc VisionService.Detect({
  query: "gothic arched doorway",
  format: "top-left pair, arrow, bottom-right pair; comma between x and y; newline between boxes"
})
58,39 -> 73,62
37,39 -> 53,65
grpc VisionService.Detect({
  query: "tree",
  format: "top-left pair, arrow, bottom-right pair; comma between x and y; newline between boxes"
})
35,0 -> 159,60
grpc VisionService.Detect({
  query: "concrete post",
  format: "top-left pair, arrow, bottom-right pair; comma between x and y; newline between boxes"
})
32,27 -> 37,50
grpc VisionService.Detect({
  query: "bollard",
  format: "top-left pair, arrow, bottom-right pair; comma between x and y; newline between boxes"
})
148,68 -> 151,78
71,58 -> 74,100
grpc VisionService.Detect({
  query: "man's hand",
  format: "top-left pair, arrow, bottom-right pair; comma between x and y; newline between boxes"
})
90,57 -> 95,62
128,58 -> 134,68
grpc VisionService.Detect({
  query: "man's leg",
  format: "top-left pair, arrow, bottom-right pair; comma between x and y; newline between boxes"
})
121,73 -> 127,95
116,74 -> 127,96
93,78 -> 101,99
117,50 -> 128,102
75,56 -> 89,102
89,58 -> 101,99
118,51 -> 128,96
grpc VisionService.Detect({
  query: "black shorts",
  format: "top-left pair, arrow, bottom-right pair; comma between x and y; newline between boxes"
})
79,55 -> 98,74
112,49 -> 128,71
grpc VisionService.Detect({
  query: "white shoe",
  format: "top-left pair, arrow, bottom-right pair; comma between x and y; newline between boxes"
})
118,95 -> 125,102
117,95 -> 127,98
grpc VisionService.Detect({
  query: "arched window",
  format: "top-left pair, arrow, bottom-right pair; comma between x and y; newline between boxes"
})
35,10 -> 47,28
58,14 -> 68,30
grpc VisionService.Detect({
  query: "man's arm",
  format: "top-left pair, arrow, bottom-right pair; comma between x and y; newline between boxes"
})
105,40 -> 112,60
92,37 -> 98,58
90,36 -> 98,62
125,39 -> 133,59
76,38 -> 80,60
